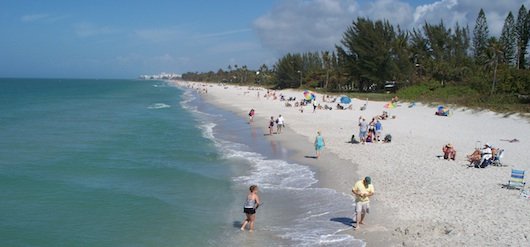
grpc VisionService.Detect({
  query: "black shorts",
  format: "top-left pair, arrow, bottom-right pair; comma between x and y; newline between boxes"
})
244,208 -> 256,214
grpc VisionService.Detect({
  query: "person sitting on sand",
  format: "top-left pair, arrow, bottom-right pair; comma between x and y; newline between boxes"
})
378,111 -> 389,120
442,144 -> 456,160
366,131 -> 373,143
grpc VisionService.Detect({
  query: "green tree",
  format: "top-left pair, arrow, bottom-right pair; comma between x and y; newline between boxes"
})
337,18 -> 398,91
484,37 -> 504,95
500,12 -> 517,65
273,53 -> 303,88
515,5 -> 529,69
473,9 -> 489,65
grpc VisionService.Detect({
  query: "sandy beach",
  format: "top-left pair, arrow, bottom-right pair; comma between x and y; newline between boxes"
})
174,81 -> 530,247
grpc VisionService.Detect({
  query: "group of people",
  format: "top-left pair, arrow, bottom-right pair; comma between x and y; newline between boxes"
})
358,117 -> 384,144
268,115 -> 285,135
241,176 -> 375,232
441,142 -> 502,168
467,143 -> 500,168
248,109 -> 286,135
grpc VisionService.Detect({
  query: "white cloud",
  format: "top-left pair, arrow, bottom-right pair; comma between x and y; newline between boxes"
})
196,28 -> 252,39
253,0 -> 357,54
73,22 -> 114,37
21,14 -> 50,22
253,0 -> 530,55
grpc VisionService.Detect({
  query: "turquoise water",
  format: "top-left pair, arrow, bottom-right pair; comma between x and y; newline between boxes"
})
0,79 -> 233,246
0,79 -> 365,246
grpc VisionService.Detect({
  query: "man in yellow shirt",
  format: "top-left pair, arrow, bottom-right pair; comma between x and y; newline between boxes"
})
352,176 -> 374,229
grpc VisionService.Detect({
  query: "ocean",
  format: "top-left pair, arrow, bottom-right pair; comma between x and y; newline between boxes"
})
0,78 -> 364,246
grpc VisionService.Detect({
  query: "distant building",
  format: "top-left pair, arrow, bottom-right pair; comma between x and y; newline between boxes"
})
139,72 -> 182,80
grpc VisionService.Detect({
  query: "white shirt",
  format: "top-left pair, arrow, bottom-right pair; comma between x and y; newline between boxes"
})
277,116 -> 284,125
481,147 -> 492,159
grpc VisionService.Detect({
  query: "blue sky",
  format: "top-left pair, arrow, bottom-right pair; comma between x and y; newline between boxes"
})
0,0 -> 528,78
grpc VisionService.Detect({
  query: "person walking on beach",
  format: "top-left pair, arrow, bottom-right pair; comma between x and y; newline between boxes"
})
314,131 -> 325,159
241,185 -> 260,232
268,116 -> 275,135
248,109 -> 255,123
352,176 -> 374,229
276,114 -> 285,134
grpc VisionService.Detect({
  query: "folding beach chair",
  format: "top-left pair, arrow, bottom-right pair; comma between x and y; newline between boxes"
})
504,169 -> 526,190
491,149 -> 505,166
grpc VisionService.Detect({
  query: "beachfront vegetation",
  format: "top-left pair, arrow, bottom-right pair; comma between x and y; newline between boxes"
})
182,5 -> 530,113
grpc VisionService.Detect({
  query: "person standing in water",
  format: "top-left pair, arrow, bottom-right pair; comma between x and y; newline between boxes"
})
276,114 -> 284,134
268,116 -> 275,135
314,130 -> 325,159
241,185 -> 260,232
248,109 -> 255,123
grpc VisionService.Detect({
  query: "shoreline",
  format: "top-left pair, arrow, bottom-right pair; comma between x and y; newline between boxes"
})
174,81 -> 530,246
174,81 -> 396,246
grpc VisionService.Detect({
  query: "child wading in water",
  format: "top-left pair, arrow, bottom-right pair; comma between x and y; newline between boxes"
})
241,185 -> 260,232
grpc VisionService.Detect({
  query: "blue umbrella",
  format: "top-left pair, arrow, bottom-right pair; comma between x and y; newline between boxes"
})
340,96 -> 351,104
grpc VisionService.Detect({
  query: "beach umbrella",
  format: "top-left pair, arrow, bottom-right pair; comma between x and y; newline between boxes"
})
303,91 -> 315,100
340,96 -> 351,104
384,102 -> 396,109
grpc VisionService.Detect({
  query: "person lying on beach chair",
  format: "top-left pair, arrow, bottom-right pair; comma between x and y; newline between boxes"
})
467,143 -> 493,168
467,149 -> 481,165
442,144 -> 456,160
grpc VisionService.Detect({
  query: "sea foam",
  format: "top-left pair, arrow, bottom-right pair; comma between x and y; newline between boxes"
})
177,85 -> 364,247
147,103 -> 170,109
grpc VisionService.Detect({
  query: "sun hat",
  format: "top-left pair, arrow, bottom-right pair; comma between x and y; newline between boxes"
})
365,176 -> 371,185
446,143 -> 452,147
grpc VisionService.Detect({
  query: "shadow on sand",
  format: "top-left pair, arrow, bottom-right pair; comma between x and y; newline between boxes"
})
330,217 -> 354,227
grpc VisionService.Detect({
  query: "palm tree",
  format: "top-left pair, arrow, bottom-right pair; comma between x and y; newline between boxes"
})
484,37 -> 504,95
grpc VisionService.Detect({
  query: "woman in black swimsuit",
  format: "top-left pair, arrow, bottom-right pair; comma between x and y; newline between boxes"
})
240,185 -> 260,231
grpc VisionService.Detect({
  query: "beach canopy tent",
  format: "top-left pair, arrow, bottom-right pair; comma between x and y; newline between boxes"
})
340,96 -> 351,104
303,90 -> 315,101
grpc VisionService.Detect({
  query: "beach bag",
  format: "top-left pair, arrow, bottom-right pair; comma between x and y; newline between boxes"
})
384,134 -> 392,143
